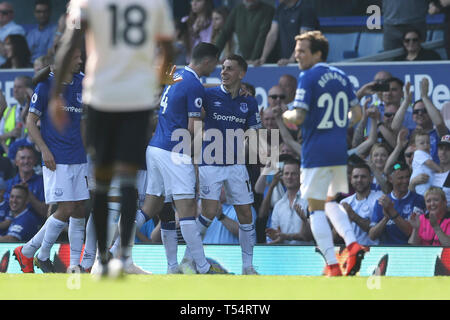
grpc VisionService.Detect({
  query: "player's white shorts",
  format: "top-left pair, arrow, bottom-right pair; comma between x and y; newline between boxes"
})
145,146 -> 195,201
300,165 -> 348,201
42,163 -> 90,204
199,164 -> 253,205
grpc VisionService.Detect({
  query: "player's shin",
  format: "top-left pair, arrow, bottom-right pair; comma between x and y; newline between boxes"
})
161,221 -> 179,271
68,217 -> 85,267
80,213 -> 97,270
179,217 -> 210,274
325,202 -> 357,247
118,176 -> 138,260
22,218 -> 50,258
238,223 -> 256,269
37,216 -> 68,261
309,210 -> 338,265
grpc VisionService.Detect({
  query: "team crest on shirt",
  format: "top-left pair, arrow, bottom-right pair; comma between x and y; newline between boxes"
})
31,93 -> 38,104
240,103 -> 248,113
76,93 -> 82,104
201,186 -> 210,195
403,204 -> 411,214
54,188 -> 63,197
194,97 -> 203,108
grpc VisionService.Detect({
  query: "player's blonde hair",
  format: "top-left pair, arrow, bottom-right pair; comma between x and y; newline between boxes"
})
295,30 -> 329,62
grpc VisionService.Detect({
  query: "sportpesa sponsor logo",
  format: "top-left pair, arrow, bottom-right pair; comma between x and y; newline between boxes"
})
213,112 -> 246,124
63,106 -> 83,113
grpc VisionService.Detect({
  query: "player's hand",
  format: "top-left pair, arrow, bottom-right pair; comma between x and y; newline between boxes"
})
49,95 -> 69,133
160,65 -> 183,86
41,147 -> 56,171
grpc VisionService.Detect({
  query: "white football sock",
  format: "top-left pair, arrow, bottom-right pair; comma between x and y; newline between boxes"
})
179,217 -> 210,273
161,221 -> 179,269
80,213 -> 96,269
196,214 -> 212,237
325,202 -> 357,247
239,223 -> 256,269
310,210 -> 338,265
22,218 -> 50,258
37,216 -> 67,261
68,217 -> 85,267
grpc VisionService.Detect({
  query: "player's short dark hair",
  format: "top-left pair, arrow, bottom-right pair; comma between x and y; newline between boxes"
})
386,77 -> 404,88
225,54 -> 247,72
295,31 -> 329,62
11,184 -> 29,197
35,0 -> 51,10
191,42 -> 219,64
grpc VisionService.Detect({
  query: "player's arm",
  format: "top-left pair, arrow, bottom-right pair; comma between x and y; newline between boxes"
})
348,103 -> 362,128
26,112 -> 56,171
273,106 -> 301,157
51,22 -> 85,103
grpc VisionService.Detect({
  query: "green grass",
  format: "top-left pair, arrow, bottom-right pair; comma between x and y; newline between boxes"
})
1,274 -> 450,300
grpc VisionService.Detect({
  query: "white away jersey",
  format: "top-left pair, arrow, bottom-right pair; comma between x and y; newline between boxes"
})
67,0 -> 175,111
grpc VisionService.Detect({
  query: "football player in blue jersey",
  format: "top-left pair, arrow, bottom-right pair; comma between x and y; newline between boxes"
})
142,42 -> 227,274
193,54 -> 262,275
14,48 -> 89,273
282,31 -> 366,276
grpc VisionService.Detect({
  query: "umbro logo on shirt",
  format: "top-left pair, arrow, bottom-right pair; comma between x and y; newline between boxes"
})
214,101 -> 222,107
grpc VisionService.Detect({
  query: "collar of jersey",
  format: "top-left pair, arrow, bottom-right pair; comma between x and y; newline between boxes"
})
220,84 -> 243,97
184,66 -> 200,81
390,190 -> 410,201
311,62 -> 329,70
13,208 -> 29,220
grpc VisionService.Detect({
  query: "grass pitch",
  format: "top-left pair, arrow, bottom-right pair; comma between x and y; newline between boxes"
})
1,274 -> 449,300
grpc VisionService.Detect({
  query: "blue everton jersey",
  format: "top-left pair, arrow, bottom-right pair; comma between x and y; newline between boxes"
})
150,67 -> 204,152
371,191 -> 425,245
29,73 -> 86,165
202,85 -> 261,165
293,63 -> 359,168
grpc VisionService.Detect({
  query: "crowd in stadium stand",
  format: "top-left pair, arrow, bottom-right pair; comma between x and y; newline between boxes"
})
0,0 -> 449,249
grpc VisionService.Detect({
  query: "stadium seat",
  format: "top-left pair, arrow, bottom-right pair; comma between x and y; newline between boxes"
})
432,29 -> 445,41
426,30 -> 433,41
324,32 -> 360,62
356,32 -> 384,58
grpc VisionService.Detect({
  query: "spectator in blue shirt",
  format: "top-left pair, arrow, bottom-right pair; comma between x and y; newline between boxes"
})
369,162 -> 426,244
0,177 -> 11,235
4,145 -> 47,223
0,184 -> 40,242
26,0 -> 57,63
